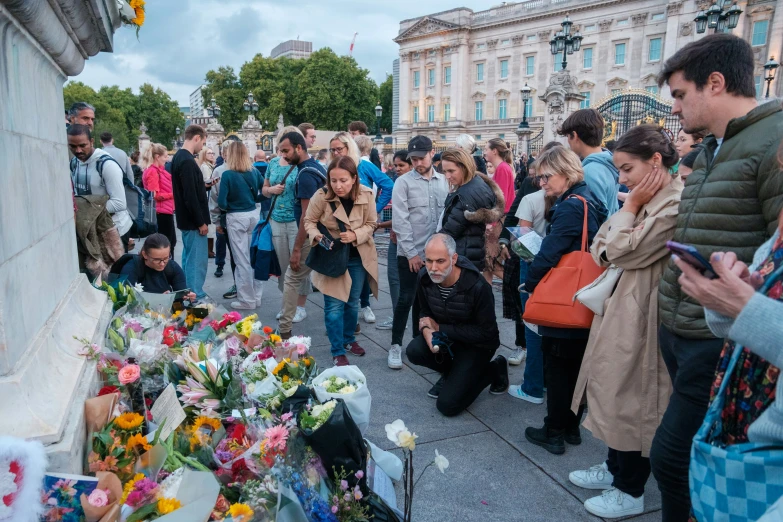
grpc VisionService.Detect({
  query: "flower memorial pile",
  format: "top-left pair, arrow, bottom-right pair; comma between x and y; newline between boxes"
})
47,290 -> 448,522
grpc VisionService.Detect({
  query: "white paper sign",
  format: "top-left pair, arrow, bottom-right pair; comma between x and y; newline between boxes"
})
150,384 -> 187,441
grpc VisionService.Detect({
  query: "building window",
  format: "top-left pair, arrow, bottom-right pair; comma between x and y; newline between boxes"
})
755,75 -> 762,98
475,101 -> 483,121
526,34 -> 536,41
441,135 -> 447,140
427,105 -> 435,122
526,56 -> 535,75
617,18 -> 629,27
413,52 -> 420,59
413,70 -> 420,88
444,66 -> 452,85
500,59 -> 509,79
444,103 -> 451,121
615,43 -> 626,65
499,133 -> 505,139
584,24 -> 596,32
498,99 -> 507,119
475,134 -> 482,140
413,106 -> 419,123
476,63 -> 484,81
501,39 -> 510,45
752,20 -> 769,47
651,12 -> 665,21
477,43 -> 486,50
645,85 -> 659,95
428,69 -> 435,87
428,50 -> 436,57
580,92 -> 591,109
553,52 -> 563,72
583,48 -> 593,69
649,38 -> 662,62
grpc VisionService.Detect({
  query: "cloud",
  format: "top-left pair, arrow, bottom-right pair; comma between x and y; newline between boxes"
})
77,0 -> 499,105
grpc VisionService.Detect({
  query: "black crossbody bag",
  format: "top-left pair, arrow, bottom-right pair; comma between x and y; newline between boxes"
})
305,190 -> 351,278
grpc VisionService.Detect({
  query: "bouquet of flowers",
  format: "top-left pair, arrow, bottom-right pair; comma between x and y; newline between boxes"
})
170,343 -> 242,418
312,366 -> 371,435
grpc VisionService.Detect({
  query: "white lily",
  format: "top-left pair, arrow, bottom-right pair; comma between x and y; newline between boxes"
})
385,419 -> 418,451
434,450 -> 449,473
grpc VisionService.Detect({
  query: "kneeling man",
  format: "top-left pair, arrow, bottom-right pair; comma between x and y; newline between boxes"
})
407,234 -> 509,416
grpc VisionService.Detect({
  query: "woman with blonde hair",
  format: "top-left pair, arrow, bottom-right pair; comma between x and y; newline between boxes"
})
522,146 -> 608,456
217,141 -> 265,310
141,143 -> 176,255
197,147 -> 218,257
304,156 -> 378,366
261,125 -> 309,322
439,147 -> 505,272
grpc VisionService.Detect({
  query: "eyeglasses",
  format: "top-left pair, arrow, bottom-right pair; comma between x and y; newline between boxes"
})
535,173 -> 554,184
146,256 -> 170,265
329,146 -> 346,154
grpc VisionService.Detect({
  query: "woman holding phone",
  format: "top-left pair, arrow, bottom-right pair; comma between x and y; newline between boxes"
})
118,234 -> 195,300
304,156 -> 378,367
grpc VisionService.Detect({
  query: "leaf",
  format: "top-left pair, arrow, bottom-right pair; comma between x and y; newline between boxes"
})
125,502 -> 159,522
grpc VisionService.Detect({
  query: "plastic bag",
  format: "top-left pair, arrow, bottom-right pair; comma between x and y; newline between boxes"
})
311,366 -> 371,435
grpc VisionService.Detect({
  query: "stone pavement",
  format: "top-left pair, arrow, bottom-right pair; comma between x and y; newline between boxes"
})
193,234 -> 662,522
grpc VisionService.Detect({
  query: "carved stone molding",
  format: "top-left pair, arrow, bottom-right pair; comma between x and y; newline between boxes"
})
577,80 -> 596,90
607,77 -> 629,89
696,0 -> 711,10
394,16 -> 461,42
640,73 -> 657,85
496,89 -> 511,97
750,5 -> 775,15
598,19 -> 614,32
538,29 -> 552,40
680,22 -> 693,36
512,35 -> 525,45
487,39 -> 499,49
632,13 -> 648,26
667,1 -> 683,16
471,91 -> 487,100
400,52 -> 411,62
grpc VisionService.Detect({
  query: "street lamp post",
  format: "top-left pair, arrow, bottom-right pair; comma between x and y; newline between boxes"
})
175,126 -> 182,148
243,92 -> 259,115
549,14 -> 583,71
206,98 -> 222,121
764,57 -> 779,98
518,83 -> 531,130
375,103 -> 383,141
694,1 -> 742,34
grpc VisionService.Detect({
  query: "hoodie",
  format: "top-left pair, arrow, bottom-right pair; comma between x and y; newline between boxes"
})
71,148 -> 132,235
582,150 -> 619,216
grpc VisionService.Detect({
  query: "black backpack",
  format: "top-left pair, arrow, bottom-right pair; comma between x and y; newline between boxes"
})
70,155 -> 158,237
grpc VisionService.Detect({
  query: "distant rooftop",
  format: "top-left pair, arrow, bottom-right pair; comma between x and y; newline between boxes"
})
270,39 -> 313,58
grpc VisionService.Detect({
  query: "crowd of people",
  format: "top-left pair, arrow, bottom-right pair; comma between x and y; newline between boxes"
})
66,32 -> 783,521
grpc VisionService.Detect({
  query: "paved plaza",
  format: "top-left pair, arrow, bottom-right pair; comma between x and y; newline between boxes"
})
189,234 -> 663,522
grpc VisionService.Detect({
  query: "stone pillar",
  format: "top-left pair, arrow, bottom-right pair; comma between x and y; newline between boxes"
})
539,69 -> 585,141
0,0 -> 121,472
137,122 -> 151,154
240,115 -> 261,157
205,120 -> 225,156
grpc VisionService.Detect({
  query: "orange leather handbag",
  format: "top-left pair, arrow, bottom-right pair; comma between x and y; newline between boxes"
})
522,195 -> 606,329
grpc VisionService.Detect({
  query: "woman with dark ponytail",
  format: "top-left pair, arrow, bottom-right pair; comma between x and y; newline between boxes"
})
567,124 -> 682,518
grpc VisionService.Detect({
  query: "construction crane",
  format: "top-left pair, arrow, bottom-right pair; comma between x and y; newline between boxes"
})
349,32 -> 358,56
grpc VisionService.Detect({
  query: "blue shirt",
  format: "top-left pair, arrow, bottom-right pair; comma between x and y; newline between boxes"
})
267,157 -> 298,223
217,168 -> 264,213
294,158 -> 327,225
358,159 -> 395,213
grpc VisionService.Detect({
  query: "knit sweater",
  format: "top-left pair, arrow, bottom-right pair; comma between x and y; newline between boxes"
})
705,229 -> 783,446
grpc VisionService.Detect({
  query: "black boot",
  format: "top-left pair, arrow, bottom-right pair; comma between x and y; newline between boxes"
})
489,355 -> 509,394
428,375 -> 446,399
525,424 -> 565,455
565,426 -> 582,445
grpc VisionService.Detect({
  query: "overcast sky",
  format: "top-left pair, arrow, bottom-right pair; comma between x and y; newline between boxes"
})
76,1 -> 500,106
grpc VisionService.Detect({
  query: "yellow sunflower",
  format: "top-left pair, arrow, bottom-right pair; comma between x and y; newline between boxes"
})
120,473 -> 146,504
126,433 -> 151,453
272,360 -> 286,376
269,334 -> 282,343
157,497 -> 182,514
192,416 -> 222,433
228,503 -> 254,520
114,412 -> 144,431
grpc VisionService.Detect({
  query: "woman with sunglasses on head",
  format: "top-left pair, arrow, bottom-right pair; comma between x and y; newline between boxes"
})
118,233 -> 195,301
567,125 -> 682,519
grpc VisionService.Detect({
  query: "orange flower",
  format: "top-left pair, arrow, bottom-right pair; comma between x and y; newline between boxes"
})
126,433 -> 151,453
263,326 -> 274,335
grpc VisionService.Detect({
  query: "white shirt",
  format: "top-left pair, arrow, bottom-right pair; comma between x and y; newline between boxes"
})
714,137 -> 724,158
515,190 -> 548,237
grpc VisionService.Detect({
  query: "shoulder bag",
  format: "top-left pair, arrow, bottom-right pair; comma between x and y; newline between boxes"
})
249,165 -> 296,280
522,195 -> 606,329
574,265 -> 624,316
305,190 -> 351,278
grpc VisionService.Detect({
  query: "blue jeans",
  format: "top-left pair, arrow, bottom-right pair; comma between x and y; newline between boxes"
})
519,261 -> 544,399
181,230 -> 208,299
360,278 -> 371,308
323,257 -> 366,357
387,241 -> 400,309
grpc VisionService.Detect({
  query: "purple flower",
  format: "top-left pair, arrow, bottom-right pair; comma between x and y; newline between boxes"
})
344,493 -> 351,502
355,470 -> 364,480
340,479 -> 348,491
331,505 -> 338,514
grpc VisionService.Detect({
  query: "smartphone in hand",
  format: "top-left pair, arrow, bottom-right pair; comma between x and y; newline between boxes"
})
318,235 -> 334,251
666,241 -> 718,279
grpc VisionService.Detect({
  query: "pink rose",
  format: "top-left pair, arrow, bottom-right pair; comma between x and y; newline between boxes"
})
87,488 -> 109,507
118,364 -> 141,385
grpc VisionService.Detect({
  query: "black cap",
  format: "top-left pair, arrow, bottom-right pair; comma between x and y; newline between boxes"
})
407,135 -> 433,158
433,153 -> 442,161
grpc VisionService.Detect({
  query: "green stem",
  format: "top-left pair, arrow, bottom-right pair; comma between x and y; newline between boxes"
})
412,461 -> 434,490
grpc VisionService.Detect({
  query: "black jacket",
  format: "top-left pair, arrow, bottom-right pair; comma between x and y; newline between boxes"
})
171,149 -> 210,230
473,155 -> 487,175
440,174 -> 505,271
524,181 -> 608,339
417,256 -> 500,352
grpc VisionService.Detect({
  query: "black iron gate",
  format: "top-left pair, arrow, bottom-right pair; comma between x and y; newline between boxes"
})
595,90 -> 679,143
528,128 -> 544,155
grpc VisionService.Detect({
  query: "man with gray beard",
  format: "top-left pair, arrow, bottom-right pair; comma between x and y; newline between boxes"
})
406,234 -> 508,416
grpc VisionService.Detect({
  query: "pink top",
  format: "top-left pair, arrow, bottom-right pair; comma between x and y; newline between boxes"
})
493,162 -> 516,213
142,164 -> 175,215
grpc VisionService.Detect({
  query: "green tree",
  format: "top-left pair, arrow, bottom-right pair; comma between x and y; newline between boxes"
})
202,66 -> 244,133
135,83 -> 185,147
238,55 -> 288,130
378,74 -> 393,134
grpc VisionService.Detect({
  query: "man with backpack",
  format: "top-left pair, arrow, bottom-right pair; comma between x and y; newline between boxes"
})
68,124 -> 133,249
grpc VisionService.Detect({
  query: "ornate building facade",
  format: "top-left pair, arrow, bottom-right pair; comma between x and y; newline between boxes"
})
392,0 -> 782,146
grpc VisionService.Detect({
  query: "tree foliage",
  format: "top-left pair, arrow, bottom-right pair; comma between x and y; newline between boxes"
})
202,48 -> 381,132
63,81 -> 185,151
378,74 -> 393,134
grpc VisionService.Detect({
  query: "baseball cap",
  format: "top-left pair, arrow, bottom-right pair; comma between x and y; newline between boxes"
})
407,135 -> 433,158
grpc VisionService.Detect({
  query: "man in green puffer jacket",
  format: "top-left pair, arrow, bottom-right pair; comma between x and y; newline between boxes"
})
650,33 -> 783,522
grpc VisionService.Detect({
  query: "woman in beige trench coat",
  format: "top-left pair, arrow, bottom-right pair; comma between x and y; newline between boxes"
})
304,155 -> 379,367
568,125 -> 683,519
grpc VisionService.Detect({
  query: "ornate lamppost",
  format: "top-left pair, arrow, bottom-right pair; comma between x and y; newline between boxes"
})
375,103 -> 383,141
243,92 -> 259,116
549,14 -> 583,71
206,98 -> 221,121
764,57 -> 780,99
694,1 -> 742,34
518,83 -> 532,130
174,126 -> 182,149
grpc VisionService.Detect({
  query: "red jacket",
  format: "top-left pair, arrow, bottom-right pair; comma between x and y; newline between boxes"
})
142,164 -> 175,215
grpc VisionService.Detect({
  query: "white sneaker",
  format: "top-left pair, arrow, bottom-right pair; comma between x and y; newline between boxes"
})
360,306 -> 376,323
388,344 -> 403,369
276,310 -> 283,320
230,301 -> 256,310
292,306 -> 307,323
569,462 -> 614,490
507,384 -> 543,404
375,317 -> 394,330
508,347 -> 527,365
584,488 -> 644,518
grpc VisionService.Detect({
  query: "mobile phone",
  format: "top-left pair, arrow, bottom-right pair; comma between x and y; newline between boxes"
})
174,288 -> 192,301
319,235 -> 334,250
666,241 -> 718,279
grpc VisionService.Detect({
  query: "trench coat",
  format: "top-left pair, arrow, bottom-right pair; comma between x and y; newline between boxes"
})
571,176 -> 683,456
304,185 -> 379,303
